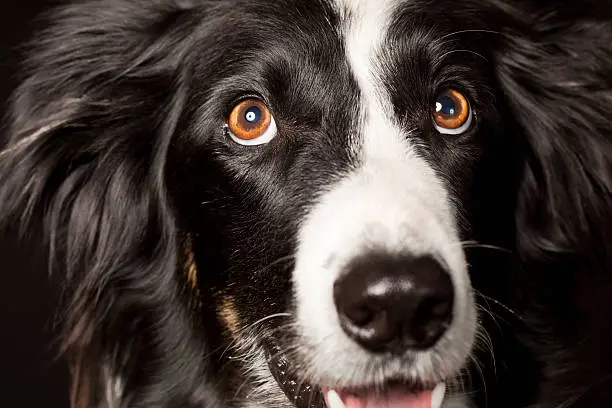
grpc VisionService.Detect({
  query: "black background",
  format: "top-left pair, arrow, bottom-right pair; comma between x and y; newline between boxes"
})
1,1 -> 70,407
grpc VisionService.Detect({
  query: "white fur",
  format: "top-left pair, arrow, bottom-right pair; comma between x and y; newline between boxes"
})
238,349 -> 294,408
292,0 -> 476,394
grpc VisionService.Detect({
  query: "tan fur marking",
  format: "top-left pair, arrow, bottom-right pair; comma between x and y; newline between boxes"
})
218,296 -> 241,338
183,234 -> 198,289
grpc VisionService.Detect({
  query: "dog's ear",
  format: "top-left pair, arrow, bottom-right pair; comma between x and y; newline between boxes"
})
0,2 -> 221,407
494,3 -> 612,262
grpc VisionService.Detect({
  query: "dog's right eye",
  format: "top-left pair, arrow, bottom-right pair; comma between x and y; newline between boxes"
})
226,98 -> 277,146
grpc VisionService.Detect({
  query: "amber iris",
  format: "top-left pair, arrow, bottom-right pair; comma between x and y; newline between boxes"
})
432,89 -> 470,130
228,99 -> 272,140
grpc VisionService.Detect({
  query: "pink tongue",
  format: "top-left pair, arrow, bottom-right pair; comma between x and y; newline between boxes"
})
327,390 -> 433,408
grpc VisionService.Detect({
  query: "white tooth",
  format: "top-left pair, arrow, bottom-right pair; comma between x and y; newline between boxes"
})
326,390 -> 346,408
431,383 -> 446,408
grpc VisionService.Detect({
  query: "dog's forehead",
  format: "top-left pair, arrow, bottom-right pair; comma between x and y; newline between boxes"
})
329,0 -> 396,83
328,0 -> 400,70
330,0 -> 401,22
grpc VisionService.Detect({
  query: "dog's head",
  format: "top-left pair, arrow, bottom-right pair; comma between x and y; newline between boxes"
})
2,1 -> 611,408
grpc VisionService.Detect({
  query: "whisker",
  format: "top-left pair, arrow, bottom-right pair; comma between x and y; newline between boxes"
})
474,327 -> 497,378
475,290 -> 525,322
440,239 -> 512,255
439,49 -> 489,62
247,313 -> 292,332
468,353 -> 489,407
460,241 -> 513,255
439,29 -> 505,41
219,313 -> 293,362
251,254 -> 295,276
477,302 -> 505,332
202,342 -> 235,363
266,323 -> 300,337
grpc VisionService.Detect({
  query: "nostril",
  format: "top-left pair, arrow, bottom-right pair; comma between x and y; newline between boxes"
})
339,301 -> 395,350
408,296 -> 453,347
430,298 -> 453,317
343,304 -> 376,327
415,295 -> 453,323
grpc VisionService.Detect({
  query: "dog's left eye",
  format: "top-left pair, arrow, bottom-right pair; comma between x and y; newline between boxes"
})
432,89 -> 472,135
226,98 -> 277,145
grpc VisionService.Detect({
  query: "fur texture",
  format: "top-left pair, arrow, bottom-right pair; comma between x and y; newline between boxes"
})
1,1 -> 611,408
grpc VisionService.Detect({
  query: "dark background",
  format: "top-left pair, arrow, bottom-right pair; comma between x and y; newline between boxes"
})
1,1 -> 70,407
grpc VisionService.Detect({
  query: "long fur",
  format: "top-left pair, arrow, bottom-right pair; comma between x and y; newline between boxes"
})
493,2 -> 612,407
1,1 -> 612,408
1,2 -> 221,407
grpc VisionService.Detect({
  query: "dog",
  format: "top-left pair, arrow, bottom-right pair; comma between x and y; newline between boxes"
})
1,0 -> 612,407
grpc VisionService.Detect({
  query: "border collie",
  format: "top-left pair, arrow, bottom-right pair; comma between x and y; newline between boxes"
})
1,1 -> 612,408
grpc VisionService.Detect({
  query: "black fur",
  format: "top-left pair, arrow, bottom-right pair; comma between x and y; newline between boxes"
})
492,2 -> 612,407
1,1 -> 611,407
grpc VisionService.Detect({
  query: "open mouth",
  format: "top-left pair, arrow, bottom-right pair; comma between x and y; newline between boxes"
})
323,384 -> 446,408
266,344 -> 448,408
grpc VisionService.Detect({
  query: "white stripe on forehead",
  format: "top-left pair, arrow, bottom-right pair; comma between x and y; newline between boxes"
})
293,1 -> 474,389
334,0 -> 395,100
333,0 -> 409,161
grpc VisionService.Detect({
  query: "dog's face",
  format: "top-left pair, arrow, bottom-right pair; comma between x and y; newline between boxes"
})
172,1 -> 515,407
11,0 -> 610,408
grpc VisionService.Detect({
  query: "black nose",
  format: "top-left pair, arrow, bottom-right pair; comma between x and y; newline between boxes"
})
333,253 -> 454,352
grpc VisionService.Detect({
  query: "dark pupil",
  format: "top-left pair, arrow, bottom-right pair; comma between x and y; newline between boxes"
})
244,106 -> 261,123
436,95 -> 456,116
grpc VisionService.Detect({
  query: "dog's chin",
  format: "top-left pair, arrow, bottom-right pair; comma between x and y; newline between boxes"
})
264,342 -> 448,408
